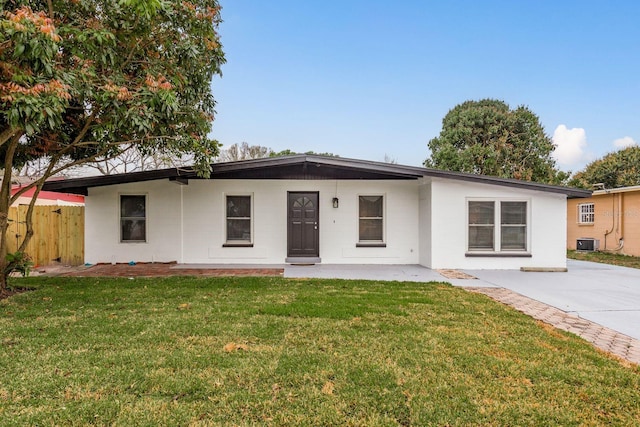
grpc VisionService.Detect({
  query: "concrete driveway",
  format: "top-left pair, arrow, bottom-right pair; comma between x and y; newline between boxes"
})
285,259 -> 640,341
462,259 -> 640,341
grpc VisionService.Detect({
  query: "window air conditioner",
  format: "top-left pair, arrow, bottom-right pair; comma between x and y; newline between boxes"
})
576,238 -> 599,252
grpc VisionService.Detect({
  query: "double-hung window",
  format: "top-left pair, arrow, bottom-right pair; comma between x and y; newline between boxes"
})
578,203 -> 595,224
225,195 -> 252,245
468,201 -> 495,250
468,200 -> 528,253
120,195 -> 146,242
358,195 -> 385,245
500,202 -> 527,250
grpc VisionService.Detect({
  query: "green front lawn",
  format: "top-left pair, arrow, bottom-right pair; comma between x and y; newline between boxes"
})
1,277 -> 639,426
568,249 -> 640,269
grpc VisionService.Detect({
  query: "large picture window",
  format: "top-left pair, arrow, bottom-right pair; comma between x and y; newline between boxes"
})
468,200 -> 528,253
120,195 -> 146,242
226,195 -> 252,244
359,195 -> 384,243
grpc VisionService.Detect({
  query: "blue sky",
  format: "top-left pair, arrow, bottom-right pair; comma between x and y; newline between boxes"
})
210,0 -> 640,171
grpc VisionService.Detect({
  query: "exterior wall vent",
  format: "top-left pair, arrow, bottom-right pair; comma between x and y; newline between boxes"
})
576,238 -> 599,252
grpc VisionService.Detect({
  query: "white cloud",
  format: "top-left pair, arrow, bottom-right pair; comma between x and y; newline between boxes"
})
613,136 -> 637,149
552,124 -> 589,167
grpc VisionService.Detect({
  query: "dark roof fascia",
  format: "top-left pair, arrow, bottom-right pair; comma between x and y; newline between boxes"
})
209,154 -> 424,178
41,154 -> 592,199
295,155 -> 592,198
42,167 -> 197,195
421,168 -> 592,199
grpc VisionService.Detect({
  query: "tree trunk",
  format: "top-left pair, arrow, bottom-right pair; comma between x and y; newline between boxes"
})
0,133 -> 20,292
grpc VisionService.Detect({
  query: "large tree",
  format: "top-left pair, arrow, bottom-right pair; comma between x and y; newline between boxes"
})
425,99 -> 568,184
0,0 -> 224,291
569,146 -> 640,189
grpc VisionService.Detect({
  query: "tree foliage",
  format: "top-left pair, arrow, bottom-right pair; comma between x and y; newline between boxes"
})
80,148 -> 194,175
12,148 -> 195,177
215,144 -> 341,162
0,0 -> 225,290
383,154 -> 397,164
269,149 -> 339,158
425,99 -> 567,184
217,142 -> 273,162
569,146 -> 640,189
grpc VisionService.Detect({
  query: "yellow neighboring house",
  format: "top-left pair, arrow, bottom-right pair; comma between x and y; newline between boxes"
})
567,185 -> 640,256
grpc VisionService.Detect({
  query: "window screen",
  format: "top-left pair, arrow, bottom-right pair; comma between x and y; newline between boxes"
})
227,195 -> 251,241
359,196 -> 383,241
121,195 -> 146,242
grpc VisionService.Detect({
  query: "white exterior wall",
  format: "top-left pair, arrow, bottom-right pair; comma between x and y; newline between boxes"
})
84,176 -> 569,269
427,178 -> 568,269
418,182 -> 432,267
85,179 -> 421,265
85,180 -> 183,264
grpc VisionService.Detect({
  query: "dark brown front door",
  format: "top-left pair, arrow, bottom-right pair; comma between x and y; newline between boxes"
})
287,192 -> 319,258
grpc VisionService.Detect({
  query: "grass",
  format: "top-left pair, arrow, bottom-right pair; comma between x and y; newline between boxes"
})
568,249 -> 640,269
1,276 -> 639,426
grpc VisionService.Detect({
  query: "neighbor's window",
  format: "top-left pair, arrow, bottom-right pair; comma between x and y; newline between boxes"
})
359,195 -> 384,242
226,195 -> 252,243
578,203 -> 595,224
120,195 -> 146,242
468,200 -> 528,252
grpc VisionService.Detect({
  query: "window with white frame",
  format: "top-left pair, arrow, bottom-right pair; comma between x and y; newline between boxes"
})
468,201 -> 495,250
468,200 -> 528,252
578,203 -> 595,224
358,195 -> 384,242
120,195 -> 146,242
226,195 -> 252,243
500,201 -> 527,250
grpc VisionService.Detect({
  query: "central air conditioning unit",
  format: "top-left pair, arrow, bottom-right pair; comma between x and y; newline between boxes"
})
576,238 -> 599,252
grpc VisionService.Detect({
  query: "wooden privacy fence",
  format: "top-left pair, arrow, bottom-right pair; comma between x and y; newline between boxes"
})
6,205 -> 84,266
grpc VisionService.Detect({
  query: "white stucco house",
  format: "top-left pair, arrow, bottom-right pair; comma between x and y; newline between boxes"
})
42,155 -> 590,269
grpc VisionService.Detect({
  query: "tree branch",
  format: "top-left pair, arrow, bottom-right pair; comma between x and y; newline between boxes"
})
0,127 -> 22,148
70,111 -> 98,146
47,0 -> 54,19
16,159 -> 57,253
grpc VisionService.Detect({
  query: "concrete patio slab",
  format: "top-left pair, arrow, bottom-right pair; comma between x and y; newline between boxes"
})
284,264 -> 446,282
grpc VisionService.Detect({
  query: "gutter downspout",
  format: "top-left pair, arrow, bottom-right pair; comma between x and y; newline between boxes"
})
613,193 -> 624,252
604,192 -> 625,252
619,192 -> 624,238
603,192 -> 614,250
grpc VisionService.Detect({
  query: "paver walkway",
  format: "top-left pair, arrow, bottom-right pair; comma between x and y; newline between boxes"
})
469,287 -> 640,365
